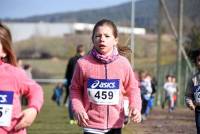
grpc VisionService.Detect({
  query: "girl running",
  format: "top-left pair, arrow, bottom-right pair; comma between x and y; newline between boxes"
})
70,19 -> 141,134
0,22 -> 44,134
185,48 -> 200,134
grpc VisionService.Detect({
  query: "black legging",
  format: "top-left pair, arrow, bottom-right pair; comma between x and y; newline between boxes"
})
195,107 -> 200,134
84,128 -> 121,134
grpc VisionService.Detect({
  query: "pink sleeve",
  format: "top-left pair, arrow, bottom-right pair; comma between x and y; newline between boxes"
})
70,61 -> 85,113
124,65 -> 142,111
18,69 -> 44,112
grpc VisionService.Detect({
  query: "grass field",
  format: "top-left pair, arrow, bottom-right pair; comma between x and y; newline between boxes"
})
28,84 -> 82,134
24,59 -> 67,78
28,84 -> 136,134
27,84 -> 195,134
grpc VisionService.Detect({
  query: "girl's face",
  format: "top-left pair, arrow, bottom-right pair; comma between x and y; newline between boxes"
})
167,76 -> 172,82
0,41 -> 6,58
93,25 -> 118,55
172,78 -> 176,83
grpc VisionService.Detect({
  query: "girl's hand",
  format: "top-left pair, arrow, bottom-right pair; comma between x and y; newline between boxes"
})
129,108 -> 141,123
15,107 -> 37,131
75,111 -> 89,127
187,101 -> 195,111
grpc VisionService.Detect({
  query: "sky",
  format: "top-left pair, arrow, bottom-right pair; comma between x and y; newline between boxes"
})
0,0 -> 131,19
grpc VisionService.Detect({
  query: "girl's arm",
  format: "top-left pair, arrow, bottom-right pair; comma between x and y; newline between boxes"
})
15,69 -> 44,130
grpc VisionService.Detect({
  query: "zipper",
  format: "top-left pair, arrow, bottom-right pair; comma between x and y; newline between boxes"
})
104,64 -> 109,129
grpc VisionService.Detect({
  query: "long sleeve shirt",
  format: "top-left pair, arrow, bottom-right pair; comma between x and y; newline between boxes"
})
0,61 -> 44,134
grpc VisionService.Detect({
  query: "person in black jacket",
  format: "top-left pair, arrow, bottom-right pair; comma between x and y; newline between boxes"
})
63,44 -> 85,124
185,48 -> 200,134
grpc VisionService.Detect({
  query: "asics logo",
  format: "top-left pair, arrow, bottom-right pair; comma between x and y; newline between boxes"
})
0,95 -> 7,103
91,80 -> 115,89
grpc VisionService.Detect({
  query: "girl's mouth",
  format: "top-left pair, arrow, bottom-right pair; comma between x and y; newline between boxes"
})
99,44 -> 106,48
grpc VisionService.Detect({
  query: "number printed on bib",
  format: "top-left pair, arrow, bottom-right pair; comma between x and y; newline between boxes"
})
87,78 -> 120,105
0,90 -> 14,127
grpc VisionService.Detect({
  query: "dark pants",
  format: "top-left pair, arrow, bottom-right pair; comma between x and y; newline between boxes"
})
141,96 -> 148,114
68,99 -> 74,120
195,107 -> 200,134
63,86 -> 69,105
84,128 -> 121,134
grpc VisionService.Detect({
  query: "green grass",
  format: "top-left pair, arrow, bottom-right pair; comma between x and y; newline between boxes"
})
22,55 -> 176,80
24,59 -> 67,78
19,33 -> 178,80
28,84 -> 82,134
27,84 -> 136,134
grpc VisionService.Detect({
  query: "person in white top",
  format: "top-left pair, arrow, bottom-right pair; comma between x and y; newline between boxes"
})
162,74 -> 177,112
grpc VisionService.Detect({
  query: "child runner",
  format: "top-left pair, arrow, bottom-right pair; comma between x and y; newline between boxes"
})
70,19 -> 141,134
0,22 -> 44,134
185,48 -> 200,134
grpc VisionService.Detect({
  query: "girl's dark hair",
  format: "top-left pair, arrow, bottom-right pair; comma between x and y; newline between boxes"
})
189,48 -> 200,64
76,44 -> 84,53
0,22 -> 17,66
92,19 -> 118,43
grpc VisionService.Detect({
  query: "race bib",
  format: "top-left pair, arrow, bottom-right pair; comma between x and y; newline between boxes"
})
193,85 -> 200,105
0,90 -> 14,127
87,78 -> 120,105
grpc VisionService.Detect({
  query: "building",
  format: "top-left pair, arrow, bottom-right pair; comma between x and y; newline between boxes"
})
4,22 -> 146,42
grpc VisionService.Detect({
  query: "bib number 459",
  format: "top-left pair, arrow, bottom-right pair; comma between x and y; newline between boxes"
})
94,91 -> 113,100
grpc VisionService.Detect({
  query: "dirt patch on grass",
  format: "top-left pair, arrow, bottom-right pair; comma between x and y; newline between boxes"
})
123,107 -> 196,134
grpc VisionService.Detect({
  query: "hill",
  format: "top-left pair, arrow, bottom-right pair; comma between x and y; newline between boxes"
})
4,0 -> 200,32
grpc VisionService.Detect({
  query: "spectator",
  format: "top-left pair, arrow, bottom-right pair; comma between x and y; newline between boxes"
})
64,44 -> 85,124
52,83 -> 64,106
23,64 -> 32,79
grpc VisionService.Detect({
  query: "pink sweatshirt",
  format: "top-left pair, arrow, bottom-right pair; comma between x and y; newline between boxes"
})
0,61 -> 44,134
70,54 -> 141,129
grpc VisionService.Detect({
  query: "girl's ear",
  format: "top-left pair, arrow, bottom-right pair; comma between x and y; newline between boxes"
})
114,37 -> 119,46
